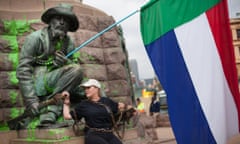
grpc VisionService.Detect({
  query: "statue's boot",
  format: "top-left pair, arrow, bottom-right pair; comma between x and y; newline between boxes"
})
40,111 -> 57,125
38,105 -> 60,128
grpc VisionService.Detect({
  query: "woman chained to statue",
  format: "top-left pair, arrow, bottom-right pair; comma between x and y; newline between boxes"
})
63,79 -> 136,144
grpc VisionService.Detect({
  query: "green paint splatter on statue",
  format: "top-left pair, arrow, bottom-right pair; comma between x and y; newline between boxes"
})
3,19 -> 40,35
49,129 -> 65,135
9,90 -> 18,104
72,52 -> 80,63
3,20 -> 17,35
44,75 -> 54,93
26,128 -> 36,141
0,35 -> 19,52
0,123 -> 10,131
62,136 -> 71,140
55,40 -> 63,50
10,108 -> 21,119
8,71 -> 19,86
16,20 -> 30,35
25,118 -> 39,141
57,116 -> 64,122
27,118 -> 40,130
8,53 -> 19,70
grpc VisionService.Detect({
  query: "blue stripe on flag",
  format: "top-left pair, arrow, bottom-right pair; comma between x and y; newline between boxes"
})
145,30 -> 216,144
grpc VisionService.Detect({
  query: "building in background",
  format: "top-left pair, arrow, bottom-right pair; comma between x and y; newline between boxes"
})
129,59 -> 141,87
231,18 -> 240,79
228,0 -> 240,80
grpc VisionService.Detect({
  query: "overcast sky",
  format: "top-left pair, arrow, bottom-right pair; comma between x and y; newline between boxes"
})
83,0 -> 240,80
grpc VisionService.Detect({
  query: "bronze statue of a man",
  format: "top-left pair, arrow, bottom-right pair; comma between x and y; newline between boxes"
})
16,3 -> 83,127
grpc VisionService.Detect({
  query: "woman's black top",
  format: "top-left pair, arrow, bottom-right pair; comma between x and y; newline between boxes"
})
70,97 -> 118,130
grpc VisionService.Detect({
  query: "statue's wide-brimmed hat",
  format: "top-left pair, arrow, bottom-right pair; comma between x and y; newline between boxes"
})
41,3 -> 79,32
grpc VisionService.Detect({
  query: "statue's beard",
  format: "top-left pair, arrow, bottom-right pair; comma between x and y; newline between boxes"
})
51,29 -> 66,40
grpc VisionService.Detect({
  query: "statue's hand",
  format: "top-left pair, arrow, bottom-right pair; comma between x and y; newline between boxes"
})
28,102 -> 40,117
53,50 -> 68,67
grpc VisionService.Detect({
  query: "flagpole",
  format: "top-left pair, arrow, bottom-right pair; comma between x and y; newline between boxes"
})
66,9 -> 139,58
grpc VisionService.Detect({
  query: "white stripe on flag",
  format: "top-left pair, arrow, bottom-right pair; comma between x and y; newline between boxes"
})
174,13 -> 239,143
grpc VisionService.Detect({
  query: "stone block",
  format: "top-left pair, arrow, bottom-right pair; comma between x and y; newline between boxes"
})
0,130 -> 18,144
0,53 -> 19,71
0,0 -> 11,10
0,10 -> 42,20
103,48 -> 125,64
101,31 -> 120,48
1,107 -> 24,122
97,16 -> 116,32
0,36 -> 18,53
74,5 -> 95,16
11,11 -> 43,20
44,0 -> 79,10
106,64 -> 127,80
73,30 -> 102,48
82,64 -> 107,81
0,10 -> 13,20
30,22 -> 46,31
0,71 -> 19,89
10,0 -> 44,11
78,47 -> 104,64
76,15 -> 98,31
107,80 -> 130,97
0,89 -> 23,108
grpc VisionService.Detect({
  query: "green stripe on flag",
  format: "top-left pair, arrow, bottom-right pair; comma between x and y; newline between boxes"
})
140,0 -> 220,45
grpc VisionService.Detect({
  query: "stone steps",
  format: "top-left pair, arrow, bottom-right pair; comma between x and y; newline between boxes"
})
6,127 -> 139,144
11,137 -> 84,144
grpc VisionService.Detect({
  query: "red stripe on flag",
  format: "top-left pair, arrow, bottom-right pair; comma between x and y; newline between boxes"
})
206,0 -> 240,130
